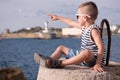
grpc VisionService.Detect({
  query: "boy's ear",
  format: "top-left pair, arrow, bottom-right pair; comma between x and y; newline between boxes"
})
83,16 -> 88,21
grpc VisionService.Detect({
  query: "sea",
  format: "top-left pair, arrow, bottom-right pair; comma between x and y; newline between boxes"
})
0,36 -> 120,80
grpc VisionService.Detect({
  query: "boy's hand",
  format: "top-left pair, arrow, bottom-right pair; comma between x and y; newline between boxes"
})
48,14 -> 59,21
91,64 -> 104,72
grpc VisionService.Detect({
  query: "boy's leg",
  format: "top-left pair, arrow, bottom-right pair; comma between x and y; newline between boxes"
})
61,49 -> 94,66
46,49 -> 94,68
34,45 -> 69,68
34,49 -> 94,68
50,45 -> 69,59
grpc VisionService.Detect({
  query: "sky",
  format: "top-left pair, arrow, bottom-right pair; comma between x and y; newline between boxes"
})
0,0 -> 120,33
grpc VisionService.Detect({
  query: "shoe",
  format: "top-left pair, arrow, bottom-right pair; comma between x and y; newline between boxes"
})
34,53 -> 63,68
34,53 -> 50,66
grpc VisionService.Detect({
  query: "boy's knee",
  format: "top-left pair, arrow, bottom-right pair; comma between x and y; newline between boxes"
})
57,45 -> 65,50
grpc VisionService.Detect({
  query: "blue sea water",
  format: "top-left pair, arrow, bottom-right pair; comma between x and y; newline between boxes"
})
0,36 -> 120,80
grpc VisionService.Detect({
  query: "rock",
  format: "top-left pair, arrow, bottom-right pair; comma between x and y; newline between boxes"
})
37,61 -> 120,80
0,67 -> 26,80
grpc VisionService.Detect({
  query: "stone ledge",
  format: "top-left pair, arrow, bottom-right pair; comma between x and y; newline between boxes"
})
37,61 -> 120,80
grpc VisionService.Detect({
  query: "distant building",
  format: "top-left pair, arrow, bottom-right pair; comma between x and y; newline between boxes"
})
62,27 -> 81,36
62,27 -> 108,36
42,21 -> 50,33
110,25 -> 120,35
118,28 -> 120,34
35,21 -> 57,39
3,28 -> 10,34
110,25 -> 120,31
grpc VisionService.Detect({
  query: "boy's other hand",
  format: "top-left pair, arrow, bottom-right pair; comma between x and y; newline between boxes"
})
91,64 -> 104,72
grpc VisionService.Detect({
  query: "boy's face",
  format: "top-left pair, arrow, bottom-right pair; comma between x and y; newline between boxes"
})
77,7 -> 89,26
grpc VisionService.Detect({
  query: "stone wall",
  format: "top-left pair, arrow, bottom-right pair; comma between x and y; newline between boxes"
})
0,33 -> 62,39
0,33 -> 38,38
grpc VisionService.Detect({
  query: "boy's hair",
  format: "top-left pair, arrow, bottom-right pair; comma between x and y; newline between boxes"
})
78,1 -> 98,20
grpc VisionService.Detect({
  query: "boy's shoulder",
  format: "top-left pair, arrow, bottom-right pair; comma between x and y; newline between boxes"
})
90,24 -> 101,33
91,24 -> 100,30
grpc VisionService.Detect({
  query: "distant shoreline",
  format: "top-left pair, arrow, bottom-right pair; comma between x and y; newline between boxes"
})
0,33 -> 80,39
0,31 -> 120,39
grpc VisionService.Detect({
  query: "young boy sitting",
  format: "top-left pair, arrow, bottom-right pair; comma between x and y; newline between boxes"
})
34,1 -> 105,72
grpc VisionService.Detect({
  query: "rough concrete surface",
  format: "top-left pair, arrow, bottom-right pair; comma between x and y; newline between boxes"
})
37,61 -> 120,80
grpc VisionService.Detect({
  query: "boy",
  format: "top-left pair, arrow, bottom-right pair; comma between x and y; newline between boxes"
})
34,1 -> 105,72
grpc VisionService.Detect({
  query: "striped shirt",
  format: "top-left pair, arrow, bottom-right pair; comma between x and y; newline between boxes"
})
80,24 -> 106,66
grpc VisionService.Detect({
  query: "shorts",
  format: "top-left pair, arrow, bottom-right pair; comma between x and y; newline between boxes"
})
66,48 -> 97,67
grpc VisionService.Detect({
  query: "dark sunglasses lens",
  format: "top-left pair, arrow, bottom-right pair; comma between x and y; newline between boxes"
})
76,15 -> 79,19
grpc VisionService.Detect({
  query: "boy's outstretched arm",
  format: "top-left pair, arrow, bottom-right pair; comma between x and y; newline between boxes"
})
48,14 -> 82,29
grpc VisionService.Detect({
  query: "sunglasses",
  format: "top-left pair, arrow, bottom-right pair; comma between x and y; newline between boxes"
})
76,14 -> 91,19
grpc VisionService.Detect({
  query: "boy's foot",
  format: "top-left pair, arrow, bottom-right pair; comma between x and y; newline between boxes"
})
34,53 -> 51,67
34,53 -> 63,68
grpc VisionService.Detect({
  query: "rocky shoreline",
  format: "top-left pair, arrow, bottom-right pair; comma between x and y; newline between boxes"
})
0,67 -> 26,80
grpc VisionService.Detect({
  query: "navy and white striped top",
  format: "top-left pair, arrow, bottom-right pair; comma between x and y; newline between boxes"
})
80,24 -> 106,65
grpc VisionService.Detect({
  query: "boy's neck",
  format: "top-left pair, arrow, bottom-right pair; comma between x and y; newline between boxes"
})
85,21 -> 95,28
